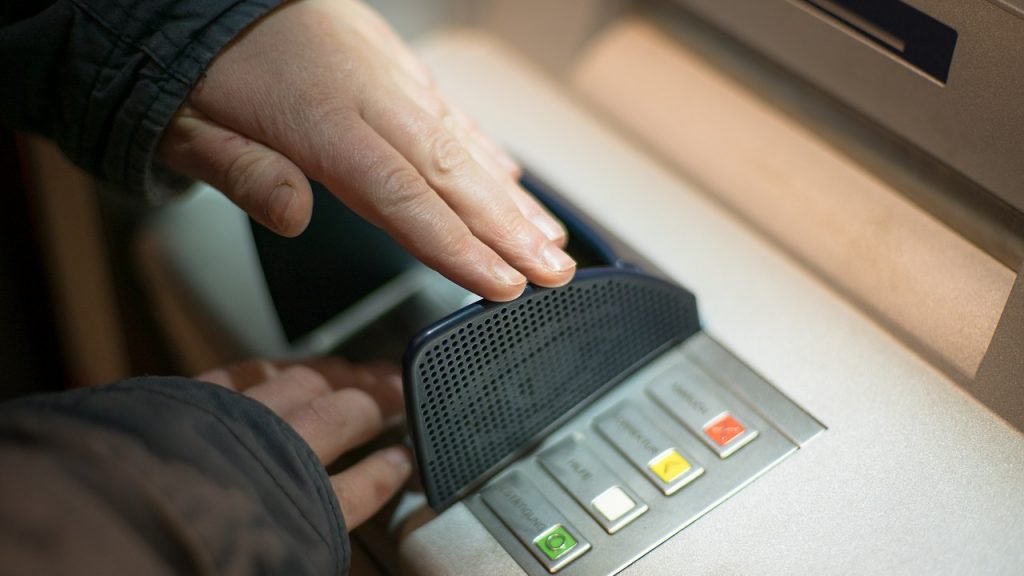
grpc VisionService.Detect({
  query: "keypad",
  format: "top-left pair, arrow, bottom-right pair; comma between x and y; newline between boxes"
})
467,339 -> 823,576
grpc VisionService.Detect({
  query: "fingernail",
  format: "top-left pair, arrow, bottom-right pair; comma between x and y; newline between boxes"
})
492,261 -> 527,287
542,244 -> 576,273
532,214 -> 566,242
384,446 -> 411,469
267,183 -> 295,232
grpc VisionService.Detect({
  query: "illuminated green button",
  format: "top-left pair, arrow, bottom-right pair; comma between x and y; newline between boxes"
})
533,524 -> 578,561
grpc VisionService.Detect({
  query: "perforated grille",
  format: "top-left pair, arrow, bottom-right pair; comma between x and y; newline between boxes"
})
406,271 -> 699,508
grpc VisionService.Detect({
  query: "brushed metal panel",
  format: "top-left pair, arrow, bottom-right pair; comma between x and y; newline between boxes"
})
402,30 -> 1024,576
671,0 -> 1024,217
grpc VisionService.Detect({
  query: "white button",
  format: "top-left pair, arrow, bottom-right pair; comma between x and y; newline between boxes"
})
592,486 -> 636,522
538,436 -> 648,533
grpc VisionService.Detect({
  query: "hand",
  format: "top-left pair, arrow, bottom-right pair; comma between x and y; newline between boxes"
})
198,357 -> 409,530
158,0 -> 575,302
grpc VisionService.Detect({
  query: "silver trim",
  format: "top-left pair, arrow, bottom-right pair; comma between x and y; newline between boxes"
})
465,339 -> 822,576
538,435 -> 648,534
595,403 -> 704,496
647,362 -> 759,458
481,471 -> 592,573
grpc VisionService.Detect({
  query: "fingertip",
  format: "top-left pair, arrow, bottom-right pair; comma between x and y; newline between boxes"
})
268,181 -> 313,237
332,444 -> 415,529
527,255 -> 577,290
541,244 -> 576,275
485,285 -> 527,303
485,262 -> 527,302
384,445 -> 413,474
266,183 -> 297,234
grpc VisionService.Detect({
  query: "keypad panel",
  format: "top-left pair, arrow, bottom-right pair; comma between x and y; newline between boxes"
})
465,335 -> 823,575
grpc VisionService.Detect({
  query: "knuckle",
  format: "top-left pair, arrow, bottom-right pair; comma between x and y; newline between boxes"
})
308,389 -> 378,430
414,89 -> 447,118
377,164 -> 431,214
223,146 -> 272,200
371,469 -> 398,502
488,211 -> 538,249
338,489 -> 360,520
282,366 -> 330,395
441,232 -> 480,265
426,128 -> 470,177
233,359 -> 278,381
349,367 -> 377,391
306,397 -> 340,429
303,104 -> 359,177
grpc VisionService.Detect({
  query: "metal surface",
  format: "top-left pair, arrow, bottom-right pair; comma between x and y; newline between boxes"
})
647,362 -> 759,458
463,340 -> 814,576
595,402 -> 706,496
645,1 -> 1024,274
538,436 -> 649,534
682,335 -> 825,446
571,17 -> 1016,386
668,0 -> 1024,220
400,31 -> 1024,575
481,471 -> 592,573
972,266 -> 1024,431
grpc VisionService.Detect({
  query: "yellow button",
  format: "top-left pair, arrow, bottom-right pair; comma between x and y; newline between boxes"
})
649,449 -> 691,483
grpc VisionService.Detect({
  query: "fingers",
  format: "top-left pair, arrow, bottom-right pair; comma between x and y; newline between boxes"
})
223,358 -> 404,423
449,116 -> 566,249
301,358 -> 405,418
330,446 -> 412,530
243,365 -> 333,415
282,388 -> 386,463
177,0 -> 575,300
203,357 -> 404,424
158,107 -> 314,237
313,118 -> 530,301
389,73 -> 531,218
203,355 -> 412,530
390,79 -> 566,251
382,44 -> 522,180
360,93 -> 576,291
445,102 -> 522,180
196,359 -> 280,391
275,361 -> 406,464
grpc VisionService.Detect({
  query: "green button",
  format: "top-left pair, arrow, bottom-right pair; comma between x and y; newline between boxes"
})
533,524 -> 578,561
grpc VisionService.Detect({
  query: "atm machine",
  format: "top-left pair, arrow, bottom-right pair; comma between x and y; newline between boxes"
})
137,1 -> 1024,574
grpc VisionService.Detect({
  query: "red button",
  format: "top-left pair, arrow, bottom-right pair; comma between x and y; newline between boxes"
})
704,413 -> 745,446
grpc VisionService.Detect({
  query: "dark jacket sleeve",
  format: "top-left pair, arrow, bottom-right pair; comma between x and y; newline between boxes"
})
0,377 -> 349,575
0,0 -> 282,202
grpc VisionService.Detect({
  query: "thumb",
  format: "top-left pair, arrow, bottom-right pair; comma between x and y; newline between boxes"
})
158,106 -> 313,237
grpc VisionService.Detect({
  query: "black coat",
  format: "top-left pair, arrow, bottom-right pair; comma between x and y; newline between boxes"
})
0,378 -> 350,575
1,0 -> 281,201
1,2 -> 350,574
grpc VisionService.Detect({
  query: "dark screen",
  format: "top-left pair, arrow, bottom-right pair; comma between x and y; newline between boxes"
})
251,181 -> 415,343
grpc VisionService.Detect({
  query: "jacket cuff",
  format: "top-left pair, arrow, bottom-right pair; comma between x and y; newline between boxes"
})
2,376 -> 349,574
101,0 -> 285,202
